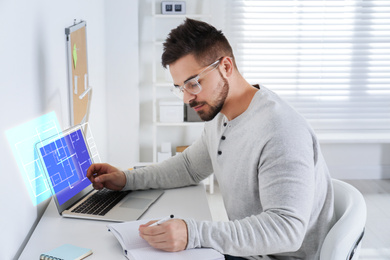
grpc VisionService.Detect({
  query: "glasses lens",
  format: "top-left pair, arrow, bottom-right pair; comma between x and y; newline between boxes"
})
184,79 -> 201,95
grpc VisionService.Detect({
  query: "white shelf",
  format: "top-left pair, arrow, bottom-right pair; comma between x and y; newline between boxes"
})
156,122 -> 204,127
155,82 -> 172,88
150,1 -> 220,193
153,14 -> 211,19
317,132 -> 390,143
151,0 -> 212,165
154,40 -> 164,46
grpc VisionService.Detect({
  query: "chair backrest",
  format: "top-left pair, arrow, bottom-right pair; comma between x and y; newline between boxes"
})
320,179 -> 367,260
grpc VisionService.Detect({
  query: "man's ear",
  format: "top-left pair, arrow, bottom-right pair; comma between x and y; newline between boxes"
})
221,57 -> 234,78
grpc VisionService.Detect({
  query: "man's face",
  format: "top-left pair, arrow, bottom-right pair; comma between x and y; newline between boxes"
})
169,55 -> 229,121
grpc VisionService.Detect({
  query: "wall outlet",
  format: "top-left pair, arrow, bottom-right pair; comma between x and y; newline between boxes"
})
161,1 -> 186,15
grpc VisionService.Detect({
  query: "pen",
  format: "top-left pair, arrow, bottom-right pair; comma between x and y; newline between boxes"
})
149,214 -> 174,227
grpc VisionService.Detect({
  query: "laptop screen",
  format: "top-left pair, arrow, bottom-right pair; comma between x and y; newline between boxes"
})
38,128 -> 92,205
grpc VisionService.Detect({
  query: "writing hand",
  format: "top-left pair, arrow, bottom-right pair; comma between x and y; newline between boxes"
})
139,219 -> 188,252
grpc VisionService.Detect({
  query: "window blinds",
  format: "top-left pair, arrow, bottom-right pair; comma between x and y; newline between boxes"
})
226,0 -> 390,132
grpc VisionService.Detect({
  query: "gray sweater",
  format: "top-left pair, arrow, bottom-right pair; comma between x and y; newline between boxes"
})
123,87 -> 335,259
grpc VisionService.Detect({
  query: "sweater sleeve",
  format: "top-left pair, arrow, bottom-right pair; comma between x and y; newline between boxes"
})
122,130 -> 214,190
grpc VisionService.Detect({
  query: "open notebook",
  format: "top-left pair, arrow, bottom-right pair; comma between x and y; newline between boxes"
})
107,219 -> 224,260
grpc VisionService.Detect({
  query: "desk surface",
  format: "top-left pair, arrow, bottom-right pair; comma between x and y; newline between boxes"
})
19,185 -> 212,259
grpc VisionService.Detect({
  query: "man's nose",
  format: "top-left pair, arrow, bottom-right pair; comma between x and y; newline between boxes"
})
183,89 -> 196,104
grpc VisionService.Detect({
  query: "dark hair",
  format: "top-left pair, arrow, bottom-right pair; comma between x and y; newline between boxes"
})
161,18 -> 235,68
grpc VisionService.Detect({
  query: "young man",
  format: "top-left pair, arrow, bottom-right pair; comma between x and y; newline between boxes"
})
87,18 -> 335,259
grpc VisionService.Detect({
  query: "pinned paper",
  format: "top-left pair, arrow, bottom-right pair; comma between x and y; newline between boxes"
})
74,75 -> 78,94
73,44 -> 78,69
84,74 -> 88,90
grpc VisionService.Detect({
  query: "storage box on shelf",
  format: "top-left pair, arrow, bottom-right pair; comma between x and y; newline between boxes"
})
159,101 -> 184,123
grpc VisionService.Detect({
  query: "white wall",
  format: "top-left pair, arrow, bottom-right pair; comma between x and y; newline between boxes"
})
105,1 -> 140,169
321,143 -> 390,179
0,1 -> 139,259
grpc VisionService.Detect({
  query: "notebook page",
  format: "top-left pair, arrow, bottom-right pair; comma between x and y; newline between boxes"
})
108,219 -> 150,250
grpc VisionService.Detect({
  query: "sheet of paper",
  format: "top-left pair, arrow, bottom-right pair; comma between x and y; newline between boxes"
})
73,43 -> 78,69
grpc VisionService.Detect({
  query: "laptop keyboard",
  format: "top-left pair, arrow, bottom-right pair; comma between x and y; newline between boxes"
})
72,189 -> 131,216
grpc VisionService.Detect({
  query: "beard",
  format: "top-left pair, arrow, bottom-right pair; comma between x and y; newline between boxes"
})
189,73 -> 229,121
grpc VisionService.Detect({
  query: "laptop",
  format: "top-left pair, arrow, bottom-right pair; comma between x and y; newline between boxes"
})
35,124 -> 164,222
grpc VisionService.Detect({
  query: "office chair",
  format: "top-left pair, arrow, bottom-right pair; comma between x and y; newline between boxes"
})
320,179 -> 367,260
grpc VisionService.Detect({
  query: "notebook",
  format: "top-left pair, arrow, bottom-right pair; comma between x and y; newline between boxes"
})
107,219 -> 224,260
40,244 -> 92,260
35,124 -> 164,222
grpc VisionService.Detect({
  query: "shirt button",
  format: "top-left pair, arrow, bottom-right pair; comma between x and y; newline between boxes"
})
218,151 -> 222,155
221,136 -> 226,140
224,123 -> 227,127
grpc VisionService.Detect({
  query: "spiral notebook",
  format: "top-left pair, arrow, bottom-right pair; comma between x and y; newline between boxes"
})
39,244 -> 92,260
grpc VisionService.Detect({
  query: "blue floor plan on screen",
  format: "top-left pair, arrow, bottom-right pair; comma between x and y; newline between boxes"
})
39,128 -> 92,205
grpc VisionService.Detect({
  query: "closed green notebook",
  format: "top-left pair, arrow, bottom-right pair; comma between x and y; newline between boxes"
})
39,244 -> 92,260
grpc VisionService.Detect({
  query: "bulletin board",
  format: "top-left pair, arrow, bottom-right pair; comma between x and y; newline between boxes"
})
65,20 -> 91,126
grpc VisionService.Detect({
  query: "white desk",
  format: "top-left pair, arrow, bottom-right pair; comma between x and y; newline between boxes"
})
19,185 -> 212,259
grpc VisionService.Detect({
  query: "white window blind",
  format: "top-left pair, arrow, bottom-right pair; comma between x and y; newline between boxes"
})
226,0 -> 390,132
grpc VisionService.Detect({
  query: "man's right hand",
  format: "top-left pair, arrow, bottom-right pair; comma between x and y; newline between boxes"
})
86,163 -> 126,191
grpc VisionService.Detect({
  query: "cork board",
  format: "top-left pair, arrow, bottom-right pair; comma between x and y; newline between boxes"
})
65,21 -> 91,126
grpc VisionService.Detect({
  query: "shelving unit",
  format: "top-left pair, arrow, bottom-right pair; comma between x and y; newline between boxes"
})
150,0 -> 213,193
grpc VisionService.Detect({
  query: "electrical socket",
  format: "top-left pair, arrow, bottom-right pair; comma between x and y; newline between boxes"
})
161,1 -> 186,15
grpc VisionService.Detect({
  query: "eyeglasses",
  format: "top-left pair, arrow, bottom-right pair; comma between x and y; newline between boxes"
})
171,58 -> 221,99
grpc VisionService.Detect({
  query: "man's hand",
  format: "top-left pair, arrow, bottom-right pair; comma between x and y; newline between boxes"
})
139,219 -> 188,252
86,163 -> 126,191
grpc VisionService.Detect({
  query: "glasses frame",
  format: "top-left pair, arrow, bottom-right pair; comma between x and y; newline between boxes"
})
171,58 -> 222,99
